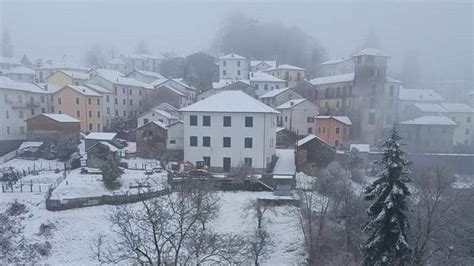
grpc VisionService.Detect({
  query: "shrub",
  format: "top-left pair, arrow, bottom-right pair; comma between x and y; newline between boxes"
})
6,200 -> 27,216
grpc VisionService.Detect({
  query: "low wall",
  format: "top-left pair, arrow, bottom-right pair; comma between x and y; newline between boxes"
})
46,189 -> 169,211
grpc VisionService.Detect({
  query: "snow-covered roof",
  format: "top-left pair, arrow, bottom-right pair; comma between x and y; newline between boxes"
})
309,73 -> 354,86
151,120 -> 168,129
85,84 -> 112,94
153,109 -> 177,119
320,57 -> 349,65
212,79 -> 251,89
0,76 -> 49,94
0,57 -> 22,65
275,98 -> 307,109
352,48 -> 389,57
258,87 -> 291,99
400,116 -> 457,126
62,85 -> 101,97
350,144 -> 370,153
219,53 -> 246,60
85,132 -> 117,141
134,70 -> 165,80
59,70 -> 90,80
18,141 -> 44,150
399,87 -> 444,102
106,58 -> 126,65
413,103 -> 447,113
180,90 -> 279,114
152,78 -> 196,92
386,77 -> 402,83
158,84 -> 186,96
92,68 -> 153,89
297,134 -> 317,146
276,127 -> 285,133
42,113 -> 80,123
440,103 -> 474,113
250,60 -> 277,68
99,141 -> 119,152
37,62 -> 89,71
156,102 -> 179,112
3,66 -> 35,75
273,149 -> 296,176
171,78 -> 197,91
250,72 -> 285,83
265,64 -> 306,71
316,115 -> 352,125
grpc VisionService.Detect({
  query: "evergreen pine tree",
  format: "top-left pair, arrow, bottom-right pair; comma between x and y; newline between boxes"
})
362,128 -> 412,265
100,154 -> 123,189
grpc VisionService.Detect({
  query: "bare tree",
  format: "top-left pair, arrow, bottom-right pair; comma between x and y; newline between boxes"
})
245,228 -> 274,266
83,44 -> 110,67
245,200 -> 275,229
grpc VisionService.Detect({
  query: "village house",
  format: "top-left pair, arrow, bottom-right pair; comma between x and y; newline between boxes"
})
259,87 -> 303,107
2,66 -> 35,83
84,132 -> 118,151
314,115 -> 352,147
250,60 -> 277,72
437,80 -> 472,104
151,78 -> 196,108
399,116 -> 457,153
34,62 -> 89,83
275,99 -> 319,136
198,80 -> 256,101
166,120 -> 184,160
398,87 -> 444,114
86,141 -> 120,168
47,70 -> 90,87
84,84 -> 115,130
249,71 -> 287,96
119,53 -> 162,73
263,64 -> 306,88
218,53 -> 249,80
0,76 -> 52,141
180,90 -> 279,173
296,134 -> 336,169
0,57 -> 23,72
26,113 -> 80,145
126,69 -> 165,84
103,58 -> 128,74
53,85 -> 102,132
319,57 -> 354,76
135,120 -> 168,158
137,107 -> 178,127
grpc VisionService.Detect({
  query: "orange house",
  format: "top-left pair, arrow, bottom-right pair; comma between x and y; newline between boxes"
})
314,116 -> 351,147
53,85 -> 102,132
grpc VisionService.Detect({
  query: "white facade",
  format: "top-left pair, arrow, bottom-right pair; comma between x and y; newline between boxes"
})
319,58 -> 354,76
0,77 -> 51,140
249,72 -> 287,96
3,66 -> 35,83
259,88 -> 303,107
167,121 -> 184,150
180,90 -> 278,173
275,99 -> 319,136
218,53 -> 249,80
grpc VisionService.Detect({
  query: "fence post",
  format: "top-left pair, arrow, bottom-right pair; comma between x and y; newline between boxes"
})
30,180 -> 33,192
39,185 -> 41,193
2,184 -> 4,192
20,181 -> 23,192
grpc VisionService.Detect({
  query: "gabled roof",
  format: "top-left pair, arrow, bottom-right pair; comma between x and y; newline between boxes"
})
58,70 -> 90,80
275,98 -> 307,109
250,72 -> 285,83
258,87 -> 292,99
413,103 -> 447,113
400,116 -> 457,126
0,76 -> 48,94
386,77 -> 402,83
85,132 -> 117,141
309,73 -> 354,86
250,60 -> 277,68
297,134 -> 328,147
57,85 -> 101,97
316,115 -> 352,125
156,102 -> 179,112
85,84 -> 112,94
136,120 -> 168,131
219,53 -> 246,60
320,57 -> 349,65
86,141 -> 119,153
352,48 -> 389,57
41,113 -> 80,123
399,87 -> 444,102
131,69 -> 165,80
157,84 -> 186,96
180,90 -> 279,114
440,103 -> 474,113
92,68 -> 153,89
4,66 -> 35,75
212,79 -> 251,89
265,64 -> 306,71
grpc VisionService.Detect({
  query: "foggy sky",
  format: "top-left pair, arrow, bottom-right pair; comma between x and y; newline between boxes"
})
1,0 -> 472,85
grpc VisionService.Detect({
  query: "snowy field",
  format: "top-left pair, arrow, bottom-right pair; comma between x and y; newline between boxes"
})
50,168 -> 168,200
0,190 -> 305,265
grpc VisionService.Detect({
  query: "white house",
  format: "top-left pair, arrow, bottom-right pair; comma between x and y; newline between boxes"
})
3,66 -> 35,83
0,76 -> 51,140
137,108 -> 178,127
259,87 -> 303,107
180,90 -> 279,173
126,69 -> 165,84
167,120 -> 184,151
250,60 -> 277,72
275,98 -> 319,136
0,57 -> 23,72
218,53 -> 249,80
249,72 -> 287,96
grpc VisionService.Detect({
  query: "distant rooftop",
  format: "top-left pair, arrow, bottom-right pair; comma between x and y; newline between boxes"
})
316,115 -> 352,125
352,48 -> 389,57
265,64 -> 306,71
250,71 -> 285,82
3,66 -> 35,75
0,76 -> 48,94
309,73 -> 354,86
85,132 -> 117,141
62,85 -> 101,97
320,57 -> 350,65
250,60 -> 277,68
400,116 -> 457,126
41,113 -> 80,123
258,87 -> 292,99
399,87 -> 444,102
219,53 -> 246,60
275,98 -> 307,109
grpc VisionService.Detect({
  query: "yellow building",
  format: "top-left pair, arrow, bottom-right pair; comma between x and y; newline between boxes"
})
47,70 -> 90,87
264,64 -> 306,88
54,85 -> 102,132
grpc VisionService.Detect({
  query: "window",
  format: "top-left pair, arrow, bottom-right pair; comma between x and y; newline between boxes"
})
97,124 -> 101,131
307,117 -> 314,123
318,127 -> 321,133
466,129 -> 470,135
223,157 -> 231,172
169,139 -> 176,144
389,85 -> 394,97
89,111 -> 92,118
139,100 -> 142,106
144,118 -> 149,124
244,137 -> 253,148
19,111 -> 24,119
323,127 -> 326,133
107,107 -> 110,114
203,116 -> 211,126
203,156 -> 211,167
369,112 -> 375,125
97,111 -> 101,118
114,98 -> 118,105
245,116 -> 253,127
40,95 -> 45,103
244,158 -> 252,167
237,61 -> 241,67
106,95 -> 110,102
115,110 -> 118,116
308,127 -> 312,134
203,136 -> 211,147
114,87 -> 117,93
123,110 -> 126,116
58,97 -> 62,104
20,127 -> 25,135
237,70 -> 241,76
76,110 -> 80,117
122,87 -> 125,94
343,127 -> 347,135
336,127 -> 340,134
223,61 -> 226,67
190,136 -> 198,147
88,98 -> 91,105
31,109 -> 35,115
336,101 -> 340,108
190,115 -> 197,126
223,137 -> 231,147
223,70 -> 226,76
123,99 -> 126,105
41,108 -> 46,113
276,85 -> 280,90
223,116 -> 231,127
89,123 -> 93,131
58,110 -> 62,114
468,116 -> 471,123
130,99 -> 133,106
97,98 -> 100,105
335,139 -> 340,146
6,126 -> 10,135
74,97 -> 79,104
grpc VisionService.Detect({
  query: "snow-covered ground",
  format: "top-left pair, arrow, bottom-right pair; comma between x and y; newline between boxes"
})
50,168 -> 168,200
0,190 -> 305,265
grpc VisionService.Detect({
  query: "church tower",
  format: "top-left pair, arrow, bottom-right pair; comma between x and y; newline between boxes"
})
2,27 -> 14,58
